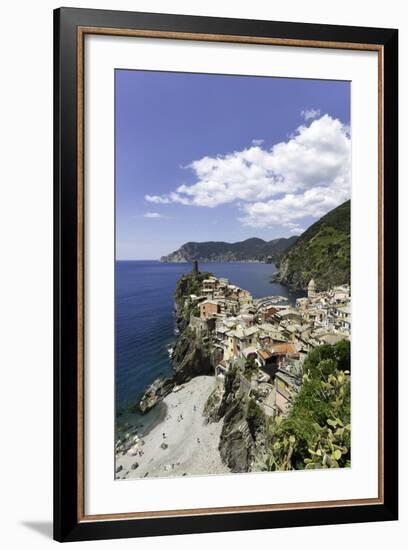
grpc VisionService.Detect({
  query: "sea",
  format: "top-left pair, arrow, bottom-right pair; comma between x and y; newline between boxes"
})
115,260 -> 304,409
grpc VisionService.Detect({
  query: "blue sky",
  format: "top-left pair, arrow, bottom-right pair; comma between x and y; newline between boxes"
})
116,70 -> 350,260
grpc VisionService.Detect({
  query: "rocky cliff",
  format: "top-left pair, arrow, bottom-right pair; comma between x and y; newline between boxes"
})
165,270 -> 268,470
171,271 -> 220,380
204,362 -> 267,472
137,270 -> 217,414
137,269 -> 267,473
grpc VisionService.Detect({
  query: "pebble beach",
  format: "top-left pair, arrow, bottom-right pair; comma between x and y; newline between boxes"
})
115,376 -> 230,479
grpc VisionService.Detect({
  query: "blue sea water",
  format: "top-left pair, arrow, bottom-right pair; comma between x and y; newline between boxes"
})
115,261 -> 303,409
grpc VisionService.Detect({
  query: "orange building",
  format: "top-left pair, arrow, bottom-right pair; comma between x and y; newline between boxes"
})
199,300 -> 220,320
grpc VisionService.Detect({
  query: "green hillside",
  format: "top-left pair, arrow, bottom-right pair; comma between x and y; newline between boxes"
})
274,200 -> 350,291
161,236 -> 298,263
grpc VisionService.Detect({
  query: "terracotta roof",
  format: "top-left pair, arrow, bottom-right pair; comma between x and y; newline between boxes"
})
271,343 -> 297,355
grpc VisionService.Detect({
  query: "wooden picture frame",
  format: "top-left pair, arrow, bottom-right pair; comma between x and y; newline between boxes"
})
54,7 -> 398,542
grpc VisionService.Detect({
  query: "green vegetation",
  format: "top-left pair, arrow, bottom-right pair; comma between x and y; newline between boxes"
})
275,200 -> 350,291
175,270 -> 212,303
254,340 -> 351,471
247,397 -> 263,420
244,356 -> 258,380
161,236 -> 298,263
175,270 -> 213,320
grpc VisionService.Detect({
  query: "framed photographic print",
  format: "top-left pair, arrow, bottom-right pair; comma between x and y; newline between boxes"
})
54,7 -> 398,542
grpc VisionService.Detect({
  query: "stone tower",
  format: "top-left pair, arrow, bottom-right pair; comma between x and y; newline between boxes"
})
307,278 -> 316,299
192,260 -> 199,276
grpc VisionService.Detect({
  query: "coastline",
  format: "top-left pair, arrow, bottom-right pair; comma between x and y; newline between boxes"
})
115,261 -> 298,408
160,259 -> 275,264
115,376 -> 230,479
114,269 -> 306,479
115,264 -> 350,477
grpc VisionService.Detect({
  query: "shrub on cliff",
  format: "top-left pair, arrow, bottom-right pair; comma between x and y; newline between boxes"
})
175,271 -> 212,303
253,341 -> 351,471
303,340 -> 351,376
244,356 -> 258,380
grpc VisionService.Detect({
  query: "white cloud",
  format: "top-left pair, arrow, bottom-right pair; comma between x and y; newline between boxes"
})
289,226 -> 305,235
144,212 -> 164,219
239,182 -> 349,228
144,114 -> 350,230
301,108 -> 321,121
144,195 -> 171,204
284,222 -> 306,235
251,138 -> 264,146
145,192 -> 193,205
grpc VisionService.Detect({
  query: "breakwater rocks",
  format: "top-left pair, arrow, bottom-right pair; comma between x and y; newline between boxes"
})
138,377 -> 174,414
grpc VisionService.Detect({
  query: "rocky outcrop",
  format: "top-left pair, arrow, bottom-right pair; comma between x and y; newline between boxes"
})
218,397 -> 266,472
219,401 -> 254,472
204,364 -> 266,473
138,377 -> 174,414
138,271 -> 216,414
204,362 -> 240,423
171,327 -> 213,382
171,270 -> 220,382
203,383 -> 225,423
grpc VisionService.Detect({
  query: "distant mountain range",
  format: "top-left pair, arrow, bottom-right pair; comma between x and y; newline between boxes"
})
160,200 -> 350,292
272,200 -> 350,291
160,236 -> 298,264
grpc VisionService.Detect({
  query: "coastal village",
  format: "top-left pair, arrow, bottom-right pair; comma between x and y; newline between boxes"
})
115,261 -> 351,479
186,261 -> 351,419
